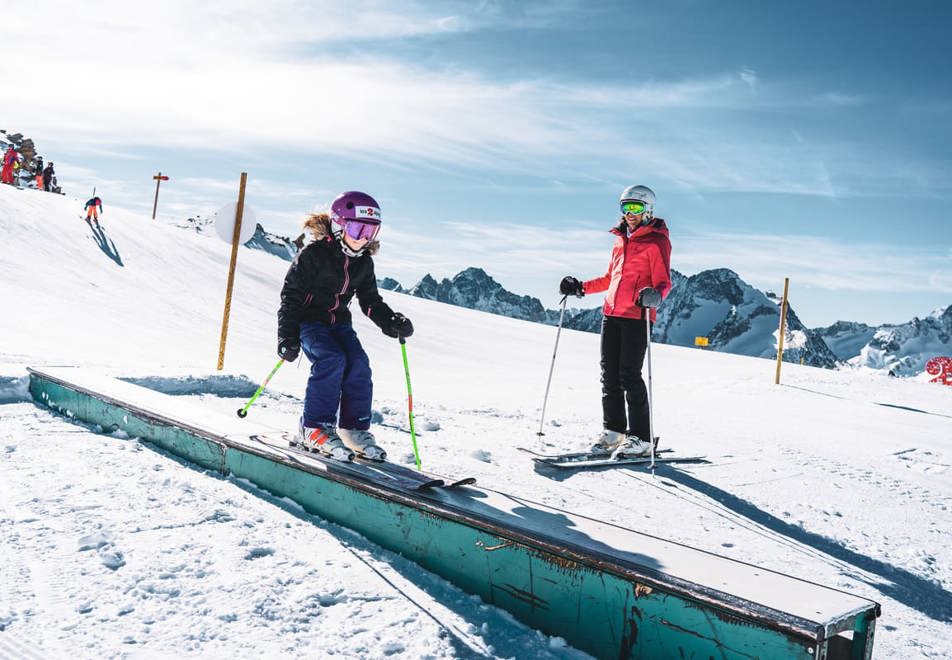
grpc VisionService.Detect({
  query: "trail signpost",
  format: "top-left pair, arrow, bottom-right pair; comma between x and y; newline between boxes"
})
151,172 -> 169,220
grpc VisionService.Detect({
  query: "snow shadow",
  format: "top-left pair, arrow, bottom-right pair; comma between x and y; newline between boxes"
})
875,402 -> 952,419
505,503 -> 666,574
653,466 -> 952,623
120,375 -> 258,398
88,221 -> 123,267
529,457 -> 708,482
781,384 -> 847,400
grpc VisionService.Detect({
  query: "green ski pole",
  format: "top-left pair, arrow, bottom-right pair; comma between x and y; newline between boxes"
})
399,337 -> 422,469
237,358 -> 285,418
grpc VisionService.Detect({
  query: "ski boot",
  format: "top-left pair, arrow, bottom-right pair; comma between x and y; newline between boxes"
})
616,434 -> 653,458
295,423 -> 354,461
338,428 -> 387,461
589,429 -> 625,456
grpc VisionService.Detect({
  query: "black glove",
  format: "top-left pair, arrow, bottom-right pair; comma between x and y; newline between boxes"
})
386,313 -> 414,339
637,287 -> 662,309
559,276 -> 584,297
277,337 -> 301,362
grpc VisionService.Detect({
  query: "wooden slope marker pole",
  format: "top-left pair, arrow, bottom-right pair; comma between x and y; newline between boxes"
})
774,277 -> 790,385
217,172 -> 248,371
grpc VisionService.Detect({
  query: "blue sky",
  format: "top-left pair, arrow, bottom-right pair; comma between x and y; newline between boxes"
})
4,0 -> 950,326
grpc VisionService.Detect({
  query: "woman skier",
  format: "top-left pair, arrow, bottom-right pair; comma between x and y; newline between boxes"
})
277,191 -> 413,461
560,185 -> 672,456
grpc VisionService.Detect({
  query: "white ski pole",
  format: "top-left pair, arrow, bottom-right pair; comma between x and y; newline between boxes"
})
537,295 -> 568,438
644,308 -> 655,470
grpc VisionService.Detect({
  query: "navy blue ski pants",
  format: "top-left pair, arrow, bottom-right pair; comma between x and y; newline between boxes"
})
300,321 -> 373,430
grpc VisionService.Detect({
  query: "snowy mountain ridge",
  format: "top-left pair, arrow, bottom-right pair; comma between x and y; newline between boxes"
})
852,305 -> 952,376
237,223 -> 950,376
172,214 -> 299,261
382,267 -> 839,370
650,268 -> 839,369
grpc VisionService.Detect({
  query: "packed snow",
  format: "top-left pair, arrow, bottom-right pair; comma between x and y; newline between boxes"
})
1,184 -> 950,658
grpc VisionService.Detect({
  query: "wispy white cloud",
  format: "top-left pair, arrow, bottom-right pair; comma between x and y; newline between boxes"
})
740,67 -> 759,89
675,231 -> 952,294
55,161 -> 136,200
1,0 -> 890,201
3,0 -> 945,211
815,91 -> 864,107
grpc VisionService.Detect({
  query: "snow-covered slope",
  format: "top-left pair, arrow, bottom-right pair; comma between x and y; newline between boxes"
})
2,184 -> 951,658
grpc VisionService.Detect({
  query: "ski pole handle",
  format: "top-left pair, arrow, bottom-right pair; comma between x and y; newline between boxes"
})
237,358 -> 285,418
399,337 -> 422,469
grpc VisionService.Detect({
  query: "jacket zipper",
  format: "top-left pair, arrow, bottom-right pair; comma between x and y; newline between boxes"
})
328,255 -> 350,324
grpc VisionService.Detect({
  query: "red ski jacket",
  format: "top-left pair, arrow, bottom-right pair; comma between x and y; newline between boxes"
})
583,218 -> 672,322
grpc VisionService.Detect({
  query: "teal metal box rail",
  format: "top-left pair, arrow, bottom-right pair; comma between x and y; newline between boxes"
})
28,367 -> 879,659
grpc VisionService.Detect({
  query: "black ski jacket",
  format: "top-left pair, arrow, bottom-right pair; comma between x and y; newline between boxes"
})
278,236 -> 395,342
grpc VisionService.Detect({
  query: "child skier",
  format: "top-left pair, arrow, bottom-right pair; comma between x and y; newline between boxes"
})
560,184 -> 672,457
84,196 -> 103,225
277,191 -> 413,461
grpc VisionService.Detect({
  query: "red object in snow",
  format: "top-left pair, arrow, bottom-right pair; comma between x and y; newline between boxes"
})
925,357 -> 952,386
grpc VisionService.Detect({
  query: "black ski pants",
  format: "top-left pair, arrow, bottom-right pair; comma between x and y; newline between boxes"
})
600,315 -> 650,440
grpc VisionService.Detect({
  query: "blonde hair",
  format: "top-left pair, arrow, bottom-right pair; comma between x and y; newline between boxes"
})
302,212 -> 379,255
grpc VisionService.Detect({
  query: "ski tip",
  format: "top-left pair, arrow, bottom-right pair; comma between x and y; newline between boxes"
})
448,477 -> 478,488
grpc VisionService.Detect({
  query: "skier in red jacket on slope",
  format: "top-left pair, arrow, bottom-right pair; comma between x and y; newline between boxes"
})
560,185 -> 672,456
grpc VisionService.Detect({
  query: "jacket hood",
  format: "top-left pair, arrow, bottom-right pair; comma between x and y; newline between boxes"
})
303,212 -> 380,256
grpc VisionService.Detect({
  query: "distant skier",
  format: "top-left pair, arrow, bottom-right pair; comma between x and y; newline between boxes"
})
560,185 -> 672,456
84,196 -> 103,225
34,157 -> 44,189
42,162 -> 55,192
1,146 -> 16,185
277,191 -> 414,461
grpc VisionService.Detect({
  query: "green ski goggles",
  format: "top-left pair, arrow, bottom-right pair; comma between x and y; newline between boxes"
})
621,200 -> 648,215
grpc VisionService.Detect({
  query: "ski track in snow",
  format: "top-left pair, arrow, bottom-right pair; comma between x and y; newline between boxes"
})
0,404 -> 581,659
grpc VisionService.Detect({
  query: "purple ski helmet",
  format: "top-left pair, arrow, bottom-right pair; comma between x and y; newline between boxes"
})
330,190 -> 382,240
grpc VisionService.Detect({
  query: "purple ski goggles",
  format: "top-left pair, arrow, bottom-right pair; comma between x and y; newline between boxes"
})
343,219 -> 381,242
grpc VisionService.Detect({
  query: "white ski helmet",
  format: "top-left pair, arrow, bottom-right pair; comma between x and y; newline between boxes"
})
619,184 -> 656,218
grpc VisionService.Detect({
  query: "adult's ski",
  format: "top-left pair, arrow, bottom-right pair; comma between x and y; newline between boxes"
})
518,446 -> 705,470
